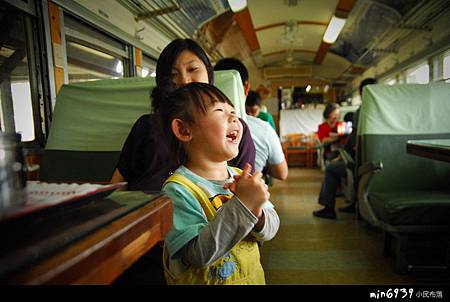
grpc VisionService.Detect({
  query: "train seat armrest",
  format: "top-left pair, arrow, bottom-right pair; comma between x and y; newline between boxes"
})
358,161 -> 383,177
339,149 -> 354,170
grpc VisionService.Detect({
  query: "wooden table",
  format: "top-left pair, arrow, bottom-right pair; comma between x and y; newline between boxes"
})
406,139 -> 450,163
0,192 -> 172,284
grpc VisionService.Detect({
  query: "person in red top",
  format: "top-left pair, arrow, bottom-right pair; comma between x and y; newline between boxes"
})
313,78 -> 377,220
317,103 -> 345,162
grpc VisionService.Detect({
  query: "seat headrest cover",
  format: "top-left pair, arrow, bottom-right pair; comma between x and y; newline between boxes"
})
45,70 -> 246,151
359,82 -> 450,135
213,70 -> 246,122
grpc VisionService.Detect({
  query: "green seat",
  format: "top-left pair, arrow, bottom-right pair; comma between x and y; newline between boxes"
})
370,191 -> 450,226
357,82 -> 450,273
41,77 -> 153,182
40,70 -> 246,182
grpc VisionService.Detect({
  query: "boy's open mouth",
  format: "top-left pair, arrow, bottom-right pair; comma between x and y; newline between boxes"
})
226,130 -> 239,142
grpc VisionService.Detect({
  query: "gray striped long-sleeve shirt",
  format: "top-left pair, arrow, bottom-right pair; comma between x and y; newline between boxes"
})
180,195 -> 280,268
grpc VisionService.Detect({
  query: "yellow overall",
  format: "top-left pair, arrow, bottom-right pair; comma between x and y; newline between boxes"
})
163,167 -> 265,285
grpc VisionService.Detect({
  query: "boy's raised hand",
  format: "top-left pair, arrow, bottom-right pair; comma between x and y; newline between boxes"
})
224,163 -> 270,218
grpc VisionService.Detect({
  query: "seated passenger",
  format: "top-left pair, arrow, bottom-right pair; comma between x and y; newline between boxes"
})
246,91 -> 288,180
312,78 -> 377,220
317,103 -> 345,163
214,58 -> 288,181
245,90 -> 276,130
112,39 -> 256,285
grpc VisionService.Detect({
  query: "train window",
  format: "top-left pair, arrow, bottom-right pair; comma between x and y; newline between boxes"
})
66,40 -> 125,82
384,78 -> 397,85
141,53 -> 157,78
443,52 -> 450,83
64,14 -> 129,82
351,94 -> 361,106
0,2 -> 35,142
406,62 -> 429,84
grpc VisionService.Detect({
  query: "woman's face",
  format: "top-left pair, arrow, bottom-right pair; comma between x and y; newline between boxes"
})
171,50 -> 209,88
327,108 -> 340,124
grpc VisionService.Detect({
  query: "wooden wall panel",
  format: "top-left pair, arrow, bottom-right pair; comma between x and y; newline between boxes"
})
234,8 -> 260,52
48,1 -> 64,94
48,2 -> 61,44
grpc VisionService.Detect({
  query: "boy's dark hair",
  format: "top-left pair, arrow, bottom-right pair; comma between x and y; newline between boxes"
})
343,112 -> 354,123
359,78 -> 377,96
323,103 -> 340,119
159,82 -> 234,165
151,39 -> 214,113
214,58 -> 249,86
246,90 -> 262,107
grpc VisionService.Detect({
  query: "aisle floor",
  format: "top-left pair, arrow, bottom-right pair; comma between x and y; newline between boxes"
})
260,167 -> 450,285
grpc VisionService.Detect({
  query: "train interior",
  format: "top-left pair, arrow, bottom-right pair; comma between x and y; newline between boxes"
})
0,0 -> 449,285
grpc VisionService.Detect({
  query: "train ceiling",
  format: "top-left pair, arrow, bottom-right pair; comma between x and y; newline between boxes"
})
118,0 -> 449,81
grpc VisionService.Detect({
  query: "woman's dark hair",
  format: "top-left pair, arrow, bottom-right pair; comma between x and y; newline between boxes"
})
343,112 -> 354,123
151,39 -> 214,113
159,82 -> 234,165
323,103 -> 340,119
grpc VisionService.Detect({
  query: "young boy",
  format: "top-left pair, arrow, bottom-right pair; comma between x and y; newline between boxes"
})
159,82 -> 279,285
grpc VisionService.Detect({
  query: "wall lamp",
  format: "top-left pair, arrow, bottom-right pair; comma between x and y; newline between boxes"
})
323,10 -> 347,44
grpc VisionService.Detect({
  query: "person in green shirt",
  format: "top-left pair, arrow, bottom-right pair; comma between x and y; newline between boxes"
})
246,91 -> 276,130
258,110 -> 276,130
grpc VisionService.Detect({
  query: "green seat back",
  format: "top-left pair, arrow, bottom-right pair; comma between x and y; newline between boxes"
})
41,70 -> 246,182
45,70 -> 246,152
359,82 -> 450,193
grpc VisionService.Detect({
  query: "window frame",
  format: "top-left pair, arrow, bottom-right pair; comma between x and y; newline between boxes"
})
0,0 -> 50,148
63,12 -> 132,82
406,61 -> 430,84
443,49 -> 450,82
141,52 -> 157,78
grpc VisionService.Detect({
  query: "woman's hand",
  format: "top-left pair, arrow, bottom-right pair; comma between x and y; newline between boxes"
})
224,163 -> 269,218
329,132 -> 339,141
322,132 -> 339,145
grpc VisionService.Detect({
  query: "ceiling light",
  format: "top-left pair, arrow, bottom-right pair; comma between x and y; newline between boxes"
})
323,15 -> 346,44
228,0 -> 247,12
